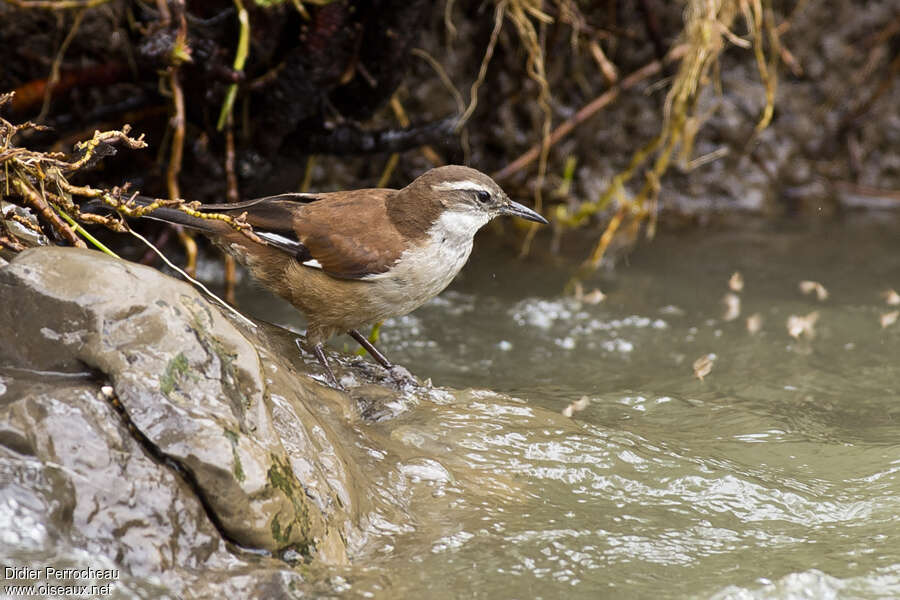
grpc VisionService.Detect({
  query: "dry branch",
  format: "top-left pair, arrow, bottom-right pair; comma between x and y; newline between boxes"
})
493,44 -> 689,182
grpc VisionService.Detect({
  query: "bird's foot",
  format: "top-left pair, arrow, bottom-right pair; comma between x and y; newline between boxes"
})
348,329 -> 418,387
302,340 -> 345,390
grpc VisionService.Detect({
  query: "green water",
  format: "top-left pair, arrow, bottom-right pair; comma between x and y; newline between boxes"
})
240,216 -> 900,598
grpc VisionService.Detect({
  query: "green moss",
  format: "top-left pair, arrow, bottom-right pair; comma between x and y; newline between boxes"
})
266,454 -> 312,552
270,513 -> 293,544
160,352 -> 190,395
266,455 -> 295,496
224,429 -> 245,483
185,302 -> 250,412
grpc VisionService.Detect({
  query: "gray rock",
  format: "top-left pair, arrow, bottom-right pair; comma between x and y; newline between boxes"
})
0,201 -> 48,249
0,371 -> 306,598
0,245 -> 585,598
0,246 -> 362,567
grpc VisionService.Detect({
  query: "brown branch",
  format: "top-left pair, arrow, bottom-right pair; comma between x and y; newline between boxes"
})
1,97 -> 149,251
0,206 -> 27,250
8,212 -> 45,234
223,117 -> 239,305
166,70 -> 186,201
1,0 -> 112,9
225,121 -> 239,203
0,148 -> 31,163
224,255 -> 237,305
66,127 -> 147,172
77,211 -> 129,231
0,235 -> 27,252
12,178 -> 85,247
60,178 -> 264,243
155,0 -> 171,24
164,1 -> 198,277
492,44 -> 688,182
36,7 -> 88,123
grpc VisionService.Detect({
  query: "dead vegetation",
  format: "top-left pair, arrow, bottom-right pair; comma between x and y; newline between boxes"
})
0,0 -> 898,282
484,0 -> 785,278
0,93 -> 260,255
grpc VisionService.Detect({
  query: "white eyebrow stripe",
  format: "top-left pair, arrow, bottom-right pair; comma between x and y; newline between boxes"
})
302,258 -> 324,270
431,180 -> 492,193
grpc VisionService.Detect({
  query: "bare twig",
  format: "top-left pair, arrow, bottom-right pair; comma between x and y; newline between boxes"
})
217,0 -> 250,131
166,73 -> 186,201
221,116 -> 240,306
493,44 -> 688,182
12,178 -> 85,247
300,155 -> 317,192
36,8 -> 88,123
224,255 -> 237,305
225,119 -> 239,203
163,1 -> 198,276
456,1 -> 505,130
1,0 -> 112,9
589,40 -> 618,84
389,94 -> 442,168
0,235 -> 27,252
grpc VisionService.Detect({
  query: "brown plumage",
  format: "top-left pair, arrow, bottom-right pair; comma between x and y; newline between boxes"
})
134,165 -> 548,385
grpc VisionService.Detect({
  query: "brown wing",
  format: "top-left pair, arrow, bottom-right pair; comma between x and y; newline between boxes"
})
292,190 -> 406,280
194,189 -> 404,280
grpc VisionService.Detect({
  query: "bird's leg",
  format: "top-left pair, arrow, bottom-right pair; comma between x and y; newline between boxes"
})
312,342 -> 339,386
348,329 -> 393,369
348,329 -> 416,385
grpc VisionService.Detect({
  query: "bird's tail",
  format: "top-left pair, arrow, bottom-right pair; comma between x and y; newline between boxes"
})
80,196 -> 230,234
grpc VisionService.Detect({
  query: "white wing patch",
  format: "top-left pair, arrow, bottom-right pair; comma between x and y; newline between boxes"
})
257,231 -> 303,251
256,231 -> 323,270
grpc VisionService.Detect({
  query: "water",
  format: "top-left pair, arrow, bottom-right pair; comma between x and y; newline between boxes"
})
238,216 -> 900,598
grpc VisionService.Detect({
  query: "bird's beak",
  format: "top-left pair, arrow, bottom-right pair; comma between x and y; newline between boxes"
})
500,199 -> 549,224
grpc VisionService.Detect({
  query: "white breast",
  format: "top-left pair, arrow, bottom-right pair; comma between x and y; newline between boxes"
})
363,209 -> 489,318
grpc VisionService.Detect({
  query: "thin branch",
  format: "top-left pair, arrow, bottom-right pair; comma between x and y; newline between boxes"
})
217,0 -> 250,131
456,1 -> 505,130
493,44 -> 688,182
1,0 -> 112,9
37,7 -> 88,123
12,178 -> 85,247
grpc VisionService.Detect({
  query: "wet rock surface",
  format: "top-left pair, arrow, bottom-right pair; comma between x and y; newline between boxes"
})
0,245 -> 596,598
0,246 -> 400,596
0,372 -> 308,598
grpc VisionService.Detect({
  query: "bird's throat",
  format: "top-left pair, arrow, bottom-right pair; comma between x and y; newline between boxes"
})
432,209 -> 491,241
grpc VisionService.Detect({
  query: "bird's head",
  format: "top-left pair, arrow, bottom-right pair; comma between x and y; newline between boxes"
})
407,166 -> 548,236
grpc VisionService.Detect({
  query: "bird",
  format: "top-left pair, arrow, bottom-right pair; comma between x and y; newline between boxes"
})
122,165 -> 548,385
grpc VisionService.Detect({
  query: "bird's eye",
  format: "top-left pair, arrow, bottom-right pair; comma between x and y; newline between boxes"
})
475,190 -> 491,204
